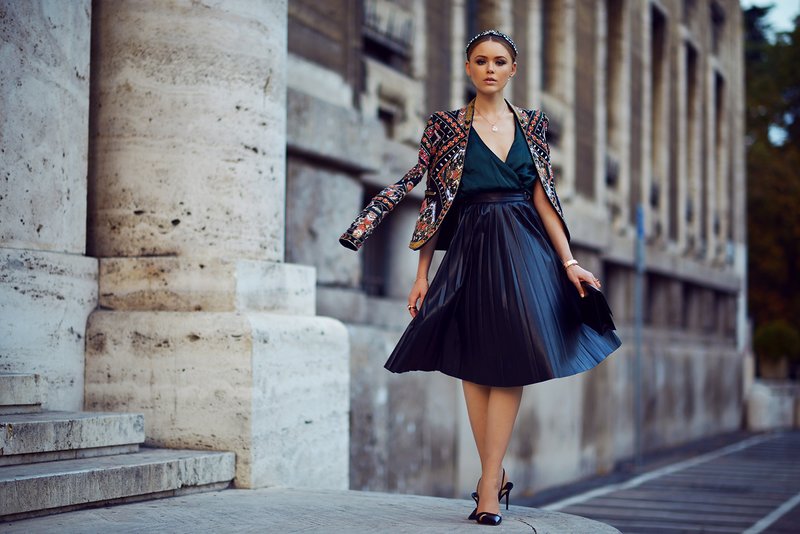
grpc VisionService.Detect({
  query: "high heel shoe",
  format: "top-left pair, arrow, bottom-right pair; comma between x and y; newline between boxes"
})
468,490 -> 479,520
498,468 -> 514,510
475,511 -> 502,525
469,469 -> 514,524
467,477 -> 481,520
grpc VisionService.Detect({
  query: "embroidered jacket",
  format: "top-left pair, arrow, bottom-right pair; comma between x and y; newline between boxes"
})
339,97 -> 570,251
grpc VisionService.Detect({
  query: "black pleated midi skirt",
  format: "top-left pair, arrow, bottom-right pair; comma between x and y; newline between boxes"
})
384,190 -> 622,387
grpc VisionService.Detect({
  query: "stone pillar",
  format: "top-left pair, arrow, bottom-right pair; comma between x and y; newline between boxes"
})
476,0 -> 512,33
83,0 -> 349,489
449,0 -> 466,109
0,0 -> 97,411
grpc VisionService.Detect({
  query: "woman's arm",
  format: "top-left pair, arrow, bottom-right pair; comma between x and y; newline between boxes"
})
407,230 -> 440,317
532,180 -> 600,297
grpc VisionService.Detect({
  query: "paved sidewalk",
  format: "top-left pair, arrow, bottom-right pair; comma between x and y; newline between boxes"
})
6,431 -> 797,533
1,488 -> 618,533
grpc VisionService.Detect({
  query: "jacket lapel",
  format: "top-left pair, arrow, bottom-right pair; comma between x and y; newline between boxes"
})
463,98 -> 474,130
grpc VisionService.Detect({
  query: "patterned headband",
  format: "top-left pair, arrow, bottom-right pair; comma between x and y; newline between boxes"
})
465,29 -> 518,59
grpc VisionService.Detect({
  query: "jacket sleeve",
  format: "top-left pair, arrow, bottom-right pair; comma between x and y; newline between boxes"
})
339,113 -> 437,251
539,110 -> 571,243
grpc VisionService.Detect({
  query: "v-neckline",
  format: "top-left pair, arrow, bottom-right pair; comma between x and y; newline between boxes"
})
471,120 -> 518,165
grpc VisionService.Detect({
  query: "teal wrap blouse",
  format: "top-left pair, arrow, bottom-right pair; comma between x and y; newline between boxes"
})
457,118 -> 538,199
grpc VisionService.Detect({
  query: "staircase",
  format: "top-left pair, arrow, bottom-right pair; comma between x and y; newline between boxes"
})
0,373 -> 235,521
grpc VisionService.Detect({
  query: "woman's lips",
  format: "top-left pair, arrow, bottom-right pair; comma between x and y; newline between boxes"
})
484,79 -> 497,83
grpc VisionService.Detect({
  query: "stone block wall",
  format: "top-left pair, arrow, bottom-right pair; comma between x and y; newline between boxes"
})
0,0 -> 97,411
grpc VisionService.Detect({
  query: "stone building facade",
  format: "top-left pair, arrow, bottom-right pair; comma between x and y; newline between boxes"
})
1,0 -> 348,491
285,0 -> 747,496
1,0 -> 747,501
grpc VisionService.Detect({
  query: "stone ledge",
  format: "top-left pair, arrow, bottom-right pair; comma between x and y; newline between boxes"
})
287,88 -> 384,173
0,487 -> 620,533
98,257 -> 316,315
0,411 -> 144,463
747,380 -> 800,430
0,374 -> 44,414
0,448 -> 235,519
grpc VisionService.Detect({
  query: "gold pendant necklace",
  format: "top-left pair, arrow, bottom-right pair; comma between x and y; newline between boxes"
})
475,108 -> 500,132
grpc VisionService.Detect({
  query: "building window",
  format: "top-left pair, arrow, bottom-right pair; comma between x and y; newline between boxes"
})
575,0 -> 597,199
650,5 -> 667,236
682,0 -> 697,24
714,71 -> 726,241
464,0 -> 479,101
363,0 -> 414,73
377,101 -> 401,139
605,0 -> 624,139
710,1 -> 726,55
685,43 -> 699,241
466,0 -> 479,44
605,0 -> 625,192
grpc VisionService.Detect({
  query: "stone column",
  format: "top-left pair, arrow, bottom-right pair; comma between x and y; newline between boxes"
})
83,0 -> 349,489
476,0 -> 512,33
449,0 -> 466,109
0,0 -> 97,411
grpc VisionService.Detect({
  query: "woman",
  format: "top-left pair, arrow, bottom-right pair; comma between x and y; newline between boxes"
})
340,30 -> 621,525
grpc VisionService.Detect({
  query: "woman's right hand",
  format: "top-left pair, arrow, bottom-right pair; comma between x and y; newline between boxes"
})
407,278 -> 429,318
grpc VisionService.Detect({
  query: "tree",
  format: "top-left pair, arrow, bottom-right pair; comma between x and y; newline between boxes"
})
744,6 -> 800,377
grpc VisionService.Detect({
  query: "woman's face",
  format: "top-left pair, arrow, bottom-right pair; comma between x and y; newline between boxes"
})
465,39 -> 517,94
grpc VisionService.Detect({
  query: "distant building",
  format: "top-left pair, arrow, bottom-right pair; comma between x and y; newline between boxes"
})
286,0 -> 747,494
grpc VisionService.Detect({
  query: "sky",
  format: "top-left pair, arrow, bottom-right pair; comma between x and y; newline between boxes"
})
739,1 -> 798,146
740,0 -> 799,36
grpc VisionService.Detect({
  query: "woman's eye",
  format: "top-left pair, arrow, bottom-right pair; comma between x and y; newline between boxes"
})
477,59 -> 486,65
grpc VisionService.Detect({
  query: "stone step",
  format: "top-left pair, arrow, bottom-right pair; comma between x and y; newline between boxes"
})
0,411 -> 144,466
0,374 -> 44,414
0,448 -> 236,520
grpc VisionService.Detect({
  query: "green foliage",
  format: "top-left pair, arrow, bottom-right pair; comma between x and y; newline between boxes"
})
753,320 -> 800,362
744,6 -> 800,350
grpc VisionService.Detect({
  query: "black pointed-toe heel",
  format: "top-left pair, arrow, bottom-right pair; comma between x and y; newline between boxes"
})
475,511 -> 502,526
470,469 -> 514,524
498,468 -> 514,510
467,477 -> 481,520
468,490 -> 479,520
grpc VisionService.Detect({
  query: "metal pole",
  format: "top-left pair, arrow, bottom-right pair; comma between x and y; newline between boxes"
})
634,204 -> 645,469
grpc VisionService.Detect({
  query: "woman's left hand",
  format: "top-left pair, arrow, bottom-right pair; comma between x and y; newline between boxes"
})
566,265 -> 601,297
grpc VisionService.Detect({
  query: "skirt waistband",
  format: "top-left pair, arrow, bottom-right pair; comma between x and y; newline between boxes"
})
461,189 -> 531,204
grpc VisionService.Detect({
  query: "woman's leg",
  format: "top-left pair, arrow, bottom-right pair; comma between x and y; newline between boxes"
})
463,381 -> 524,515
463,381 -> 491,462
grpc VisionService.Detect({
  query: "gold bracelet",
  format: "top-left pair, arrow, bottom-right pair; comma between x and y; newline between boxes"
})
563,259 -> 579,270
416,276 -> 428,281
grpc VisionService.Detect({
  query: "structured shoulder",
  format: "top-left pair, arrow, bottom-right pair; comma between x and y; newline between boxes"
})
521,108 -> 550,145
526,108 -> 548,127
424,109 -> 465,144
430,109 -> 461,124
